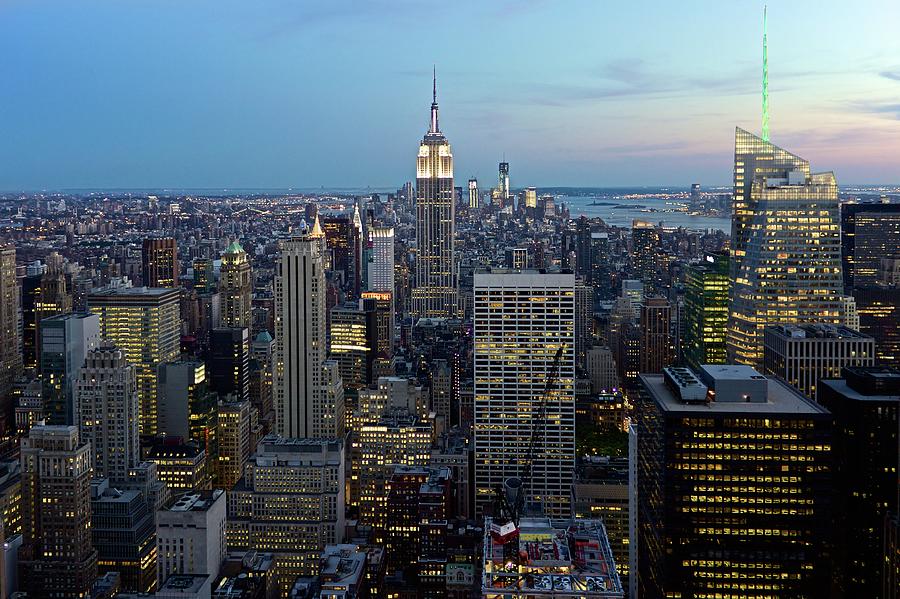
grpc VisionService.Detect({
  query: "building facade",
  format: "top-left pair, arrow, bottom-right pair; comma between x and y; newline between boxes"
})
219,241 -> 253,329
681,252 -> 729,370
142,238 -> 179,288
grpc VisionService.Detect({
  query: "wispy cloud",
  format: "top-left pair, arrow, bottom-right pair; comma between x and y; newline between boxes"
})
880,70 -> 900,82
851,101 -> 900,120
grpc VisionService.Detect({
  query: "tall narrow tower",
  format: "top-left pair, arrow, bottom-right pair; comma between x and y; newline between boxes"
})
762,5 -> 769,142
219,241 -> 252,329
411,70 -> 457,320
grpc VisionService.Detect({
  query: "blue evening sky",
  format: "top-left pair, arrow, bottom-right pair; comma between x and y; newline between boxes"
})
1,0 -> 899,190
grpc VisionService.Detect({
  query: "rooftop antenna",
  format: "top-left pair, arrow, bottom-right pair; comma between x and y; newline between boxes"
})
762,5 -> 769,142
429,65 -> 439,133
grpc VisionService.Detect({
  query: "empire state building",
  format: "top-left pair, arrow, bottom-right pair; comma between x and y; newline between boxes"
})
411,72 -> 457,319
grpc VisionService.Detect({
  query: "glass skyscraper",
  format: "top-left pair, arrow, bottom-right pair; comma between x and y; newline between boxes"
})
728,127 -> 845,366
681,252 -> 729,370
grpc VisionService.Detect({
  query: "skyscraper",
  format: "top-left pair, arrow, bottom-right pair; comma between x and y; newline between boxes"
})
0,245 -> 22,397
636,366 -> 832,597
88,286 -> 181,435
367,226 -> 394,294
468,178 -> 478,209
523,186 -> 537,209
208,327 -> 250,402
497,162 -> 510,204
728,128 -> 845,366
274,220 -> 341,439
142,238 -> 179,288
841,201 -> 900,290
631,220 -> 660,289
39,312 -> 100,425
473,270 -> 575,518
75,343 -> 140,484
19,425 -> 97,598
412,72 -> 457,320
681,252 -> 730,370
219,241 -> 252,329
639,296 -> 672,374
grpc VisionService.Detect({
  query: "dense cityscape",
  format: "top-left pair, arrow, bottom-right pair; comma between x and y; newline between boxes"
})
2,3 -> 900,599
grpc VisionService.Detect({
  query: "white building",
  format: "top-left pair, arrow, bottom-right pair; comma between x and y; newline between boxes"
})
274,221 -> 339,439
75,343 -> 140,484
367,226 -> 394,294
474,269 -> 576,518
156,490 -> 226,585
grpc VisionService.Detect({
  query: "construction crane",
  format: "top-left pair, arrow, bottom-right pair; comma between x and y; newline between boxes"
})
494,345 -> 565,528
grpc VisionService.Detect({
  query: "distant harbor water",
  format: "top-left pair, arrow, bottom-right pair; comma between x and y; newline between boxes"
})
560,194 -> 731,233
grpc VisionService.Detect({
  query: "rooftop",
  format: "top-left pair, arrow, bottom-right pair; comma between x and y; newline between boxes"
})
766,323 -> 871,340
89,286 -> 181,298
165,489 -> 224,512
482,517 -> 623,597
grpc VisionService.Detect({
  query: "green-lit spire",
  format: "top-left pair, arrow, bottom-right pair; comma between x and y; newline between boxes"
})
762,5 -> 769,142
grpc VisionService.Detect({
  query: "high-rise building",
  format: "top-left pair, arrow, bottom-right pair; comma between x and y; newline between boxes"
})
208,327 -> 250,402
841,201 -> 900,290
226,436 -> 345,593
818,366 -> 900,596
523,186 -> 537,209
367,226 -> 394,294
33,254 -> 73,361
219,241 -> 252,329
473,270 -> 575,518
76,344 -> 140,484
497,162 -> 510,203
639,296 -> 671,374
728,128 -> 845,366
322,214 -> 360,298
250,330 -> 275,429
855,283 -> 900,366
90,479 -> 157,593
156,490 -> 226,586
361,292 -> 394,361
19,425 -> 97,598
411,73 -> 457,320
21,269 -> 42,371
329,304 -> 372,391
39,312 -> 100,425
88,286 -> 181,435
590,232 -> 611,297
631,220 -> 660,289
144,439 -> 209,492
0,246 -> 21,398
586,346 -> 618,393
763,324 -> 875,400
157,361 -> 217,462
274,221 -> 341,439
574,280 -> 593,367
192,257 -> 214,293
216,398 -> 251,489
690,183 -> 701,210
636,366 -> 832,597
681,252 -> 729,370
142,238 -> 179,288
467,178 -> 478,209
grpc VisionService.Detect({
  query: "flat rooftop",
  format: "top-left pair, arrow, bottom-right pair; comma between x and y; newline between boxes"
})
89,286 -> 181,298
642,373 -> 827,415
165,490 -> 224,512
766,323 -> 871,340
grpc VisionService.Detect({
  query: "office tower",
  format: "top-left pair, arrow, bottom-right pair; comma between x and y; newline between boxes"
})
274,222 -> 340,439
467,178 -> 478,209
590,232 -> 611,296
367,226 -> 394,294
541,194 -> 556,219
763,324 -> 875,399
90,479 -> 157,593
639,296 -> 671,374
39,312 -> 99,425
504,247 -> 528,270
430,359 -> 452,424
34,254 -> 73,347
728,128 -> 845,366
586,346 -> 618,393
219,241 -> 252,329
192,257 -> 214,293
144,439 -> 209,492
157,362 -> 217,461
250,330 -> 275,428
353,409 -> 433,536
0,247 -> 20,399
690,183 -> 701,209
523,186 -> 537,209
156,490 -> 226,585
681,252 -> 730,370
412,73 -> 456,320
216,399 -> 250,489
226,436 -> 345,593
573,457 -> 630,591
76,344 -> 139,484
142,238 -> 179,288
498,162 -> 510,202
841,201 -> 900,290
635,366 -> 832,597
321,360 -> 346,441
19,426 -> 97,598
620,279 -> 644,307
574,281 -> 593,368
575,217 -> 592,281
361,292 -> 394,360
631,220 -> 659,288
330,304 -> 372,391
352,376 -> 428,432
208,327 -> 250,401
616,323 -> 642,391
322,214 -> 357,294
21,269 -> 42,371
384,465 -> 453,584
818,367 -> 900,596
88,286 -> 181,435
473,270 -> 575,518
855,283 -> 900,366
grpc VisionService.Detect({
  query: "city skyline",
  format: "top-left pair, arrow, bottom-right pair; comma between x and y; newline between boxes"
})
2,1 -> 900,190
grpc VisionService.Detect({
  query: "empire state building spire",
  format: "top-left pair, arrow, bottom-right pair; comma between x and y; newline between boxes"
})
430,65 -> 439,134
